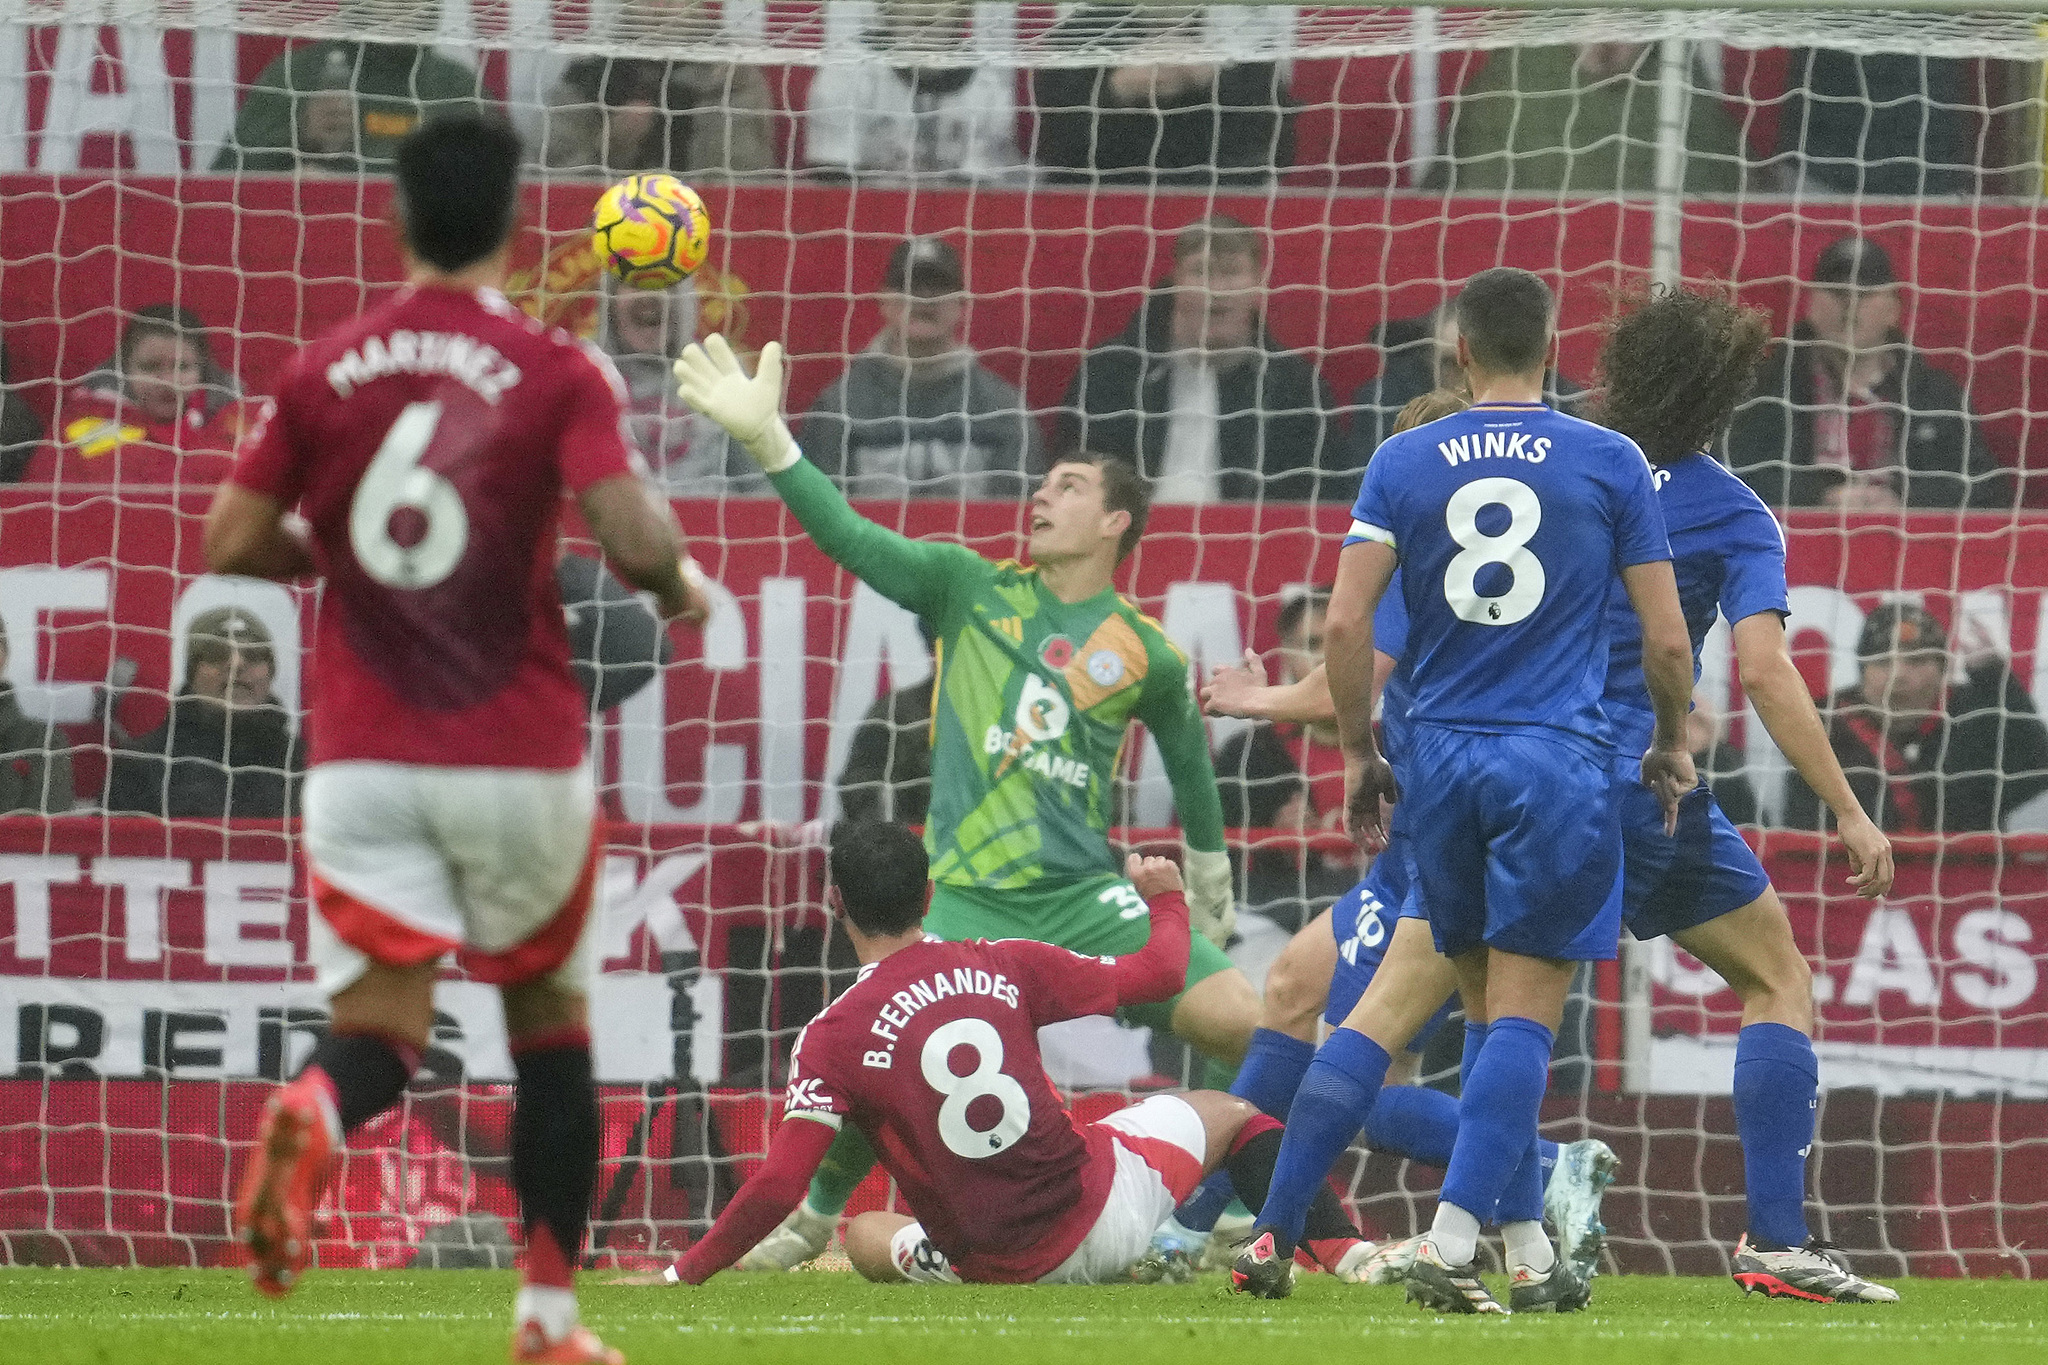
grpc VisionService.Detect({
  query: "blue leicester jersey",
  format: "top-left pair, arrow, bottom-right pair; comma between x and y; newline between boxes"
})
1602,452 -> 1789,756
1346,402 -> 1671,752
1375,566 -> 1414,768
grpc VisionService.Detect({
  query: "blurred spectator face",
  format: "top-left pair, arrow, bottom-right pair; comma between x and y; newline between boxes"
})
190,650 -> 276,711
1576,43 -> 1649,81
1170,247 -> 1263,354
302,89 -> 357,156
1278,602 -> 1327,686
1806,284 -> 1902,355
612,290 -> 680,357
879,290 -> 964,360
124,331 -> 204,426
1862,648 -> 1946,718
1027,462 -> 1114,563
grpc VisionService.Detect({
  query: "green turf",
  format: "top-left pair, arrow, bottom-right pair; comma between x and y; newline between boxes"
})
1,1269 -> 2044,1365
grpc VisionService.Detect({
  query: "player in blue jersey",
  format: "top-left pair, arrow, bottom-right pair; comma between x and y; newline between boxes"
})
1229,269 -> 1700,1314
1132,392 -> 1619,1289
1590,284 -> 1896,1302
1216,284 -> 1898,1307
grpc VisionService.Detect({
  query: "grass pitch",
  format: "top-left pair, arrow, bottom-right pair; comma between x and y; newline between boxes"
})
2,1269 -> 2045,1365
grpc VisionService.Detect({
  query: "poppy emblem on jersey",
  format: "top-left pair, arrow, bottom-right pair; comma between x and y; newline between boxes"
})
1040,636 -> 1075,669
1086,649 -> 1125,686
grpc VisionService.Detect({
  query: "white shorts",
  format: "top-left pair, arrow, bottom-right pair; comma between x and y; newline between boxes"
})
889,1094 -> 1208,1287
303,761 -> 600,995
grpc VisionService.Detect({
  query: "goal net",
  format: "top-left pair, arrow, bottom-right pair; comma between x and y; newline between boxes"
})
2,0 -> 2046,1279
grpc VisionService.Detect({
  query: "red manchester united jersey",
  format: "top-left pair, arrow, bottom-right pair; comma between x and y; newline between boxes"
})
782,935 -> 1133,1283
230,285 -> 640,769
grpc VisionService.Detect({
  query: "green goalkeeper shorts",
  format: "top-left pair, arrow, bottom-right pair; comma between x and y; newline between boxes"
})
922,873 -> 1236,1036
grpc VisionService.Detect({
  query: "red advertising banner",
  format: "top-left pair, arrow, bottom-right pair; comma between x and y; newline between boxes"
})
1646,833 -> 2048,1095
9,490 -> 2048,824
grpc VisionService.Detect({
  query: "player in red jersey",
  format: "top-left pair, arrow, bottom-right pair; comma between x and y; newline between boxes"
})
650,822 -> 1368,1290
203,113 -> 710,1365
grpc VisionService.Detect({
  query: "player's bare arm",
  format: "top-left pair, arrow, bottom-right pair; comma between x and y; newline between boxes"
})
203,482 -> 317,581
1203,653 -> 1403,730
1620,558 -> 1699,834
577,473 -> 712,626
1731,611 -> 1893,897
1325,538 -> 1399,851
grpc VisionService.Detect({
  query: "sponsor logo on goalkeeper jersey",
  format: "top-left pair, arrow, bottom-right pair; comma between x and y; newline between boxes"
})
986,674 -> 1090,787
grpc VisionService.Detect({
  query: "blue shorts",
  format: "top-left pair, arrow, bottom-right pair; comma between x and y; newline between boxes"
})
1324,839 -> 1452,1052
1613,757 -> 1772,942
1402,725 -> 1625,963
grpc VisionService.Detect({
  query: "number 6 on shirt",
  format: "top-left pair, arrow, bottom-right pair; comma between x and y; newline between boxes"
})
350,399 -> 469,589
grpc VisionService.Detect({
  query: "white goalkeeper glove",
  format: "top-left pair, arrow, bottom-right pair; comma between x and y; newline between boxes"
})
673,333 -> 800,474
1183,847 -> 1237,949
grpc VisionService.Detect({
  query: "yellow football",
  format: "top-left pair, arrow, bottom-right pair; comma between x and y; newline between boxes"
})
590,174 -> 712,290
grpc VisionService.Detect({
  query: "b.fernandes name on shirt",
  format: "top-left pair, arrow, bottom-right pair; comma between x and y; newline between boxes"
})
1437,431 -> 1552,466
862,967 -> 1021,1070
325,330 -> 524,404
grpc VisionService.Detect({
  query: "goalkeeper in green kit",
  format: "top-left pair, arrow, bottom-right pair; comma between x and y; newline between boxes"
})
677,335 -> 1259,1270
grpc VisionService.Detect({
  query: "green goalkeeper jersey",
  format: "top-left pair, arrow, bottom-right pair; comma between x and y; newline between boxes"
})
770,457 -> 1226,890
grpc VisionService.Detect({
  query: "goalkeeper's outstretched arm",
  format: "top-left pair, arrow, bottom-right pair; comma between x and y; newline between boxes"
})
1138,642 -> 1235,947
676,335 -> 969,620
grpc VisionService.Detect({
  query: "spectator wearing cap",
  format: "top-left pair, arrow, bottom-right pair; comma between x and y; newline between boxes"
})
1783,603 -> 2048,835
800,237 -> 1041,500
1725,235 -> 2011,512
0,617 -> 75,814
1056,214 -> 1336,503
105,608 -> 303,821
803,2 -> 1023,180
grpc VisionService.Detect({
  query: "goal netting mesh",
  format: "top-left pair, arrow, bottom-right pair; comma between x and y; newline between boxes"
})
3,0 -> 2047,1278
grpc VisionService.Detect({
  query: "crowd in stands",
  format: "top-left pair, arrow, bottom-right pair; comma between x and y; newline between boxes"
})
3,24 -> 2044,903
182,26 -> 2017,198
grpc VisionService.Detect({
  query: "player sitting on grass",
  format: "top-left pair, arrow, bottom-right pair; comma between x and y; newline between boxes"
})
675,333 -> 1269,1272
207,111 -> 712,1365
647,822 -> 1367,1290
1213,284 -> 1898,1308
1133,389 -> 1619,1288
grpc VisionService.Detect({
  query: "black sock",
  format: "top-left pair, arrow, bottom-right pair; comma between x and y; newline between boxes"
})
512,1038 -> 599,1285
301,1029 -> 418,1133
1225,1121 -> 1361,1254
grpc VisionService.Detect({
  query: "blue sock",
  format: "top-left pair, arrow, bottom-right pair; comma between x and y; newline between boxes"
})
1495,1140 -> 1548,1224
1734,1021 -> 1818,1249
1233,1028 -> 1316,1120
1441,1016 -> 1555,1225
1459,1019 -> 1486,1093
1170,1028 -> 1317,1234
1361,1084 -> 1459,1166
1257,1028 -> 1390,1248
1173,1170 -> 1236,1234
